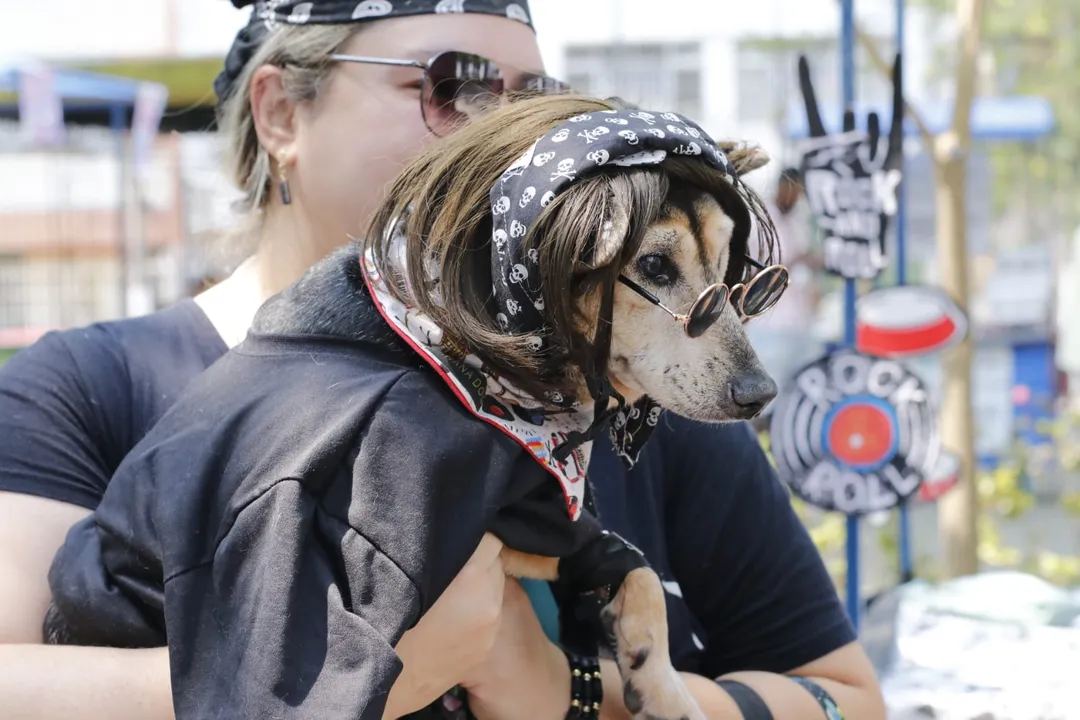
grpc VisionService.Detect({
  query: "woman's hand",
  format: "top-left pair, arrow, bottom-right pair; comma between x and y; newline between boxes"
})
460,579 -> 571,720
383,533 -> 507,719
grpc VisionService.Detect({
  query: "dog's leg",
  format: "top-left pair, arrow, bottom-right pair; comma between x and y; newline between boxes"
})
500,548 -> 560,580
505,538 -> 705,720
601,567 -> 706,720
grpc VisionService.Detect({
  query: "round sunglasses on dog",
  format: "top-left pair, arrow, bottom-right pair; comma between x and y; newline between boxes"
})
618,257 -> 790,338
331,50 -> 569,137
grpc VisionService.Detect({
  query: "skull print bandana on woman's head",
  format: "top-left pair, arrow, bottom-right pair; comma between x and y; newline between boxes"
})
215,0 -> 535,102
488,107 -> 741,464
489,108 -> 736,349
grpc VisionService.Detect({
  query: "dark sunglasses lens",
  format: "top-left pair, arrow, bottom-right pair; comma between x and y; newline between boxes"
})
729,284 -> 745,308
424,51 -> 504,134
741,266 -> 789,316
686,285 -> 729,338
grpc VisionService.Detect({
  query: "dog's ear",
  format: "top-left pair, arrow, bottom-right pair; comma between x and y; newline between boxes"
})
594,202 -> 630,269
718,141 -> 771,177
571,180 -> 632,273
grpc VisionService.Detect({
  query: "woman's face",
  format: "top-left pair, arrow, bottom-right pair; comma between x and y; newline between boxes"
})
291,14 -> 545,253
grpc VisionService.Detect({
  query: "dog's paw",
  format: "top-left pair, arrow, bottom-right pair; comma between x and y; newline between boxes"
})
601,568 -> 707,720
621,666 -> 707,720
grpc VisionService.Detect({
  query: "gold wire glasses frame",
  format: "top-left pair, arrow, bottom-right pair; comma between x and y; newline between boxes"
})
617,257 -> 791,339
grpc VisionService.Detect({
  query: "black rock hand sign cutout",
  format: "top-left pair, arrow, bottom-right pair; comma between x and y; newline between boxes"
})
796,53 -> 905,280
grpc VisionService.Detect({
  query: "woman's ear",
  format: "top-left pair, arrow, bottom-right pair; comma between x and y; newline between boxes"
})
250,65 -> 300,164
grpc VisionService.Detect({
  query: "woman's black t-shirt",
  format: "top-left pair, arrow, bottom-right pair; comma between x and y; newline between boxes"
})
0,300 -> 853,677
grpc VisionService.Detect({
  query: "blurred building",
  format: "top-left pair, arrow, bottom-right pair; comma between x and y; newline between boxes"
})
0,0 -> 242,345
531,0 -> 940,189
0,0 -> 935,340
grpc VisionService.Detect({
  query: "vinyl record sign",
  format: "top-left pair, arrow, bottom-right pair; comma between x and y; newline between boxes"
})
770,348 -> 939,515
856,285 -> 968,358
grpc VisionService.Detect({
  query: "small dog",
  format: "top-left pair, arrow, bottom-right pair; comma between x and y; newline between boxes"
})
44,95 -> 780,720
491,169 -> 780,720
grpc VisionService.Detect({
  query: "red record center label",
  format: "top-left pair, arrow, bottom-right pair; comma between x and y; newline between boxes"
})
824,398 -> 899,471
770,348 -> 939,515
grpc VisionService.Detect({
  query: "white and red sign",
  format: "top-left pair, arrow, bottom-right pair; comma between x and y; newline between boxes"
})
918,449 -> 960,503
856,285 -> 968,359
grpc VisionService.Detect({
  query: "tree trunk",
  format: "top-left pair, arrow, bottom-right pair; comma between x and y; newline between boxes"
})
934,146 -> 980,578
935,0 -> 987,579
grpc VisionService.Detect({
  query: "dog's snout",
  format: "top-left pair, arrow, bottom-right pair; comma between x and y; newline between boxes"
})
727,372 -> 778,419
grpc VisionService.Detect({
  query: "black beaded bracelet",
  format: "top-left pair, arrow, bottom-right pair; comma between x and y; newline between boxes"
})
565,652 -> 603,718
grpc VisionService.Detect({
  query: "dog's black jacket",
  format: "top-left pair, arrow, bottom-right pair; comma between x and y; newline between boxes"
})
45,245 -> 636,720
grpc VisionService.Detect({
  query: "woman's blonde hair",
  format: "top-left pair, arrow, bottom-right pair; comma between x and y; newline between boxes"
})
364,93 -> 776,400
217,23 -> 361,222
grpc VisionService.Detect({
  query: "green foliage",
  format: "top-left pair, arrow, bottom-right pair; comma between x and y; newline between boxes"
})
911,0 -> 1080,232
0,348 -> 16,367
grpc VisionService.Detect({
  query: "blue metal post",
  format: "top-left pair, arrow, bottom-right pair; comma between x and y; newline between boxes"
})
840,0 -> 861,631
894,0 -> 914,585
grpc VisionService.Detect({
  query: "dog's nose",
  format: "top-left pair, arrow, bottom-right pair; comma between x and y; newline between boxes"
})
728,372 -> 778,419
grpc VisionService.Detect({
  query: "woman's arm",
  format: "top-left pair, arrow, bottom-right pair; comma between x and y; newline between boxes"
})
0,534 -> 510,720
465,584 -> 883,720
0,331 -> 130,641
383,534 -> 509,719
0,645 -> 174,720
0,493 -> 90,643
0,527 -> 509,720
0,334 -> 176,719
681,642 -> 885,719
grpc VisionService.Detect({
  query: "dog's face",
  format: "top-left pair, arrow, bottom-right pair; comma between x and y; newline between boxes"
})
606,182 -> 777,422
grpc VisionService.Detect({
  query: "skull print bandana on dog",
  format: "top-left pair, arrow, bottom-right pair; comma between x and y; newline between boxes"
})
490,108 -> 736,344
489,108 -> 741,463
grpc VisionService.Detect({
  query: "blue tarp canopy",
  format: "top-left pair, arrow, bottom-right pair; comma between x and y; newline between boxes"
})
784,95 -> 1056,143
0,59 -> 142,109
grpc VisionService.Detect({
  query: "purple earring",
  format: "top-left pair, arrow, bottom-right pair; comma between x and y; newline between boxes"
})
277,157 -> 292,205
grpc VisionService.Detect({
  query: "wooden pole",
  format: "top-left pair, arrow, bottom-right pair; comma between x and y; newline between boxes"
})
934,0 -> 987,578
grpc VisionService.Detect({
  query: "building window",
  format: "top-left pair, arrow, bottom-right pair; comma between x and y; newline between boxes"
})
564,42 -> 702,120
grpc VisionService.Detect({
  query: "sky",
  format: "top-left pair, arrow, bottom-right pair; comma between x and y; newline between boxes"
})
0,0 -> 908,65
0,0 -> 245,62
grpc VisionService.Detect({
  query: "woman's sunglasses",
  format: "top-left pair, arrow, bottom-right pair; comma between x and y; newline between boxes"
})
618,257 -> 790,339
331,50 -> 569,137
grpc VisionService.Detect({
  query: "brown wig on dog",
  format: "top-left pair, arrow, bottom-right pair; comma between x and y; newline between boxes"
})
363,94 -> 777,403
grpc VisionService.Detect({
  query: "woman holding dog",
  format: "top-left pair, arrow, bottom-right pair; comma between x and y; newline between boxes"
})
0,2 -> 883,718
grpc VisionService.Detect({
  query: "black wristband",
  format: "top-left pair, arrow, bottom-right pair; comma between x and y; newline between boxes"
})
715,679 -> 774,720
565,652 -> 603,718
789,677 -> 844,720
